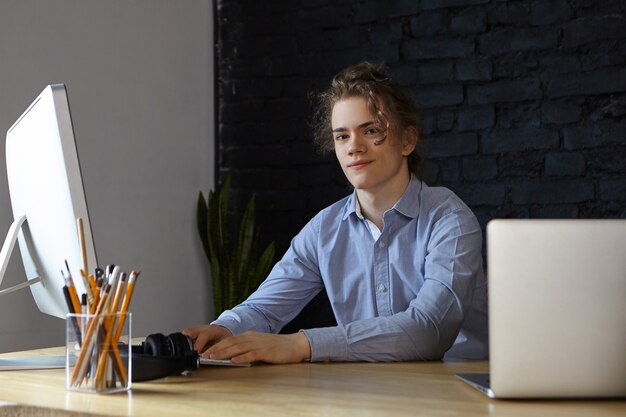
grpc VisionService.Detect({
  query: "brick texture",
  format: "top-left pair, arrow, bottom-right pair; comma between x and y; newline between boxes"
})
214,0 -> 626,326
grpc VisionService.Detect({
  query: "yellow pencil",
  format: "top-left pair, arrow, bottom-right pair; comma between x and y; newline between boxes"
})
76,218 -> 94,306
113,271 -> 140,343
76,218 -> 89,278
95,272 -> 128,389
70,285 -> 111,386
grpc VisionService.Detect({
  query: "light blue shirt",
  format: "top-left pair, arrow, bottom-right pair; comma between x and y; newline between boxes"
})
213,175 -> 489,362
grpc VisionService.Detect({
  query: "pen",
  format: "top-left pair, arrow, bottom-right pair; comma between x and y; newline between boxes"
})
62,283 -> 82,346
70,265 -> 139,390
62,268 -> 82,320
80,293 -> 87,314
80,294 -> 88,335
91,268 -> 104,314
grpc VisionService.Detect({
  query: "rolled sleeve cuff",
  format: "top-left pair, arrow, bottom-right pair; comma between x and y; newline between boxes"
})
302,327 -> 348,362
211,311 -> 247,335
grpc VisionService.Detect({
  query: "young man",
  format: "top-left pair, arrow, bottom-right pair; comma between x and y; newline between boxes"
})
183,62 -> 488,364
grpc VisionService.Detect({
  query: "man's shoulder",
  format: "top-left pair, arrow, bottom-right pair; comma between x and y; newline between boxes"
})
418,182 -> 476,223
420,183 -> 468,211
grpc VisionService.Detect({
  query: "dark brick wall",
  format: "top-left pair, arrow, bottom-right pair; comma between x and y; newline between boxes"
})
215,0 -> 626,264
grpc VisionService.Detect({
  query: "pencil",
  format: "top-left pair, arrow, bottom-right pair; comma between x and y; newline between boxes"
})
70,267 -> 137,389
102,268 -> 128,385
95,271 -> 128,389
113,270 -> 140,343
91,279 -> 102,314
87,274 -> 97,301
77,217 -> 89,278
70,285 -> 111,386
76,218 -> 94,306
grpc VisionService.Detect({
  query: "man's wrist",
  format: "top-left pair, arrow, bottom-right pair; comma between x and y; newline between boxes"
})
212,324 -> 233,337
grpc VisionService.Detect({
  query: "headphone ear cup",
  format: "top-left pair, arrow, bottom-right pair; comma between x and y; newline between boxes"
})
143,333 -> 169,357
131,333 -> 200,382
167,332 -> 194,356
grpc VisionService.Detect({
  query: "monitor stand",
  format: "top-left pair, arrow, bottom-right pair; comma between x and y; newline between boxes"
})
0,215 -> 41,296
0,215 -> 64,370
0,356 -> 71,370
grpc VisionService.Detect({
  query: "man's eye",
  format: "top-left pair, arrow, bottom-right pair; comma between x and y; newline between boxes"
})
365,128 -> 380,136
334,134 -> 349,141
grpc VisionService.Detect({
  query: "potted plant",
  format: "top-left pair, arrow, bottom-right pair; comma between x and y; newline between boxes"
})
197,176 -> 275,316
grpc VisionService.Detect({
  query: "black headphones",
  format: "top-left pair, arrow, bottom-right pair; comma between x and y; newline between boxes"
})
124,332 -> 200,381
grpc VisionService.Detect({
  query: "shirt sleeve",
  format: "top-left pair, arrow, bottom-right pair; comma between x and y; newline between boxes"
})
303,208 -> 484,362
212,216 -> 325,335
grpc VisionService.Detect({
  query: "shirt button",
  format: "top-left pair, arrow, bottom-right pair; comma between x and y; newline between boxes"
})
378,283 -> 387,293
378,241 -> 385,248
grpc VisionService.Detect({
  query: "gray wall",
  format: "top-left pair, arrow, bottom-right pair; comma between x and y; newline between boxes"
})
0,0 -> 215,352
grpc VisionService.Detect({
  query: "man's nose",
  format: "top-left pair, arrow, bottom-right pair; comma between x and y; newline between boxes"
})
347,134 -> 366,154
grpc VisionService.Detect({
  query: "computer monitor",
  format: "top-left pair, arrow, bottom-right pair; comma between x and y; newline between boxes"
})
0,84 -> 97,319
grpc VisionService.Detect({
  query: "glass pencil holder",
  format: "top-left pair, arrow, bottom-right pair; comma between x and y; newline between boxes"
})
66,312 -> 132,394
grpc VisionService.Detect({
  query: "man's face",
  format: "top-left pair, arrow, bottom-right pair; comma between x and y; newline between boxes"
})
332,96 -> 414,194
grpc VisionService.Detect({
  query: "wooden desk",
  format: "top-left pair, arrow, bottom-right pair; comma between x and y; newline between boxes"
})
0,347 -> 624,417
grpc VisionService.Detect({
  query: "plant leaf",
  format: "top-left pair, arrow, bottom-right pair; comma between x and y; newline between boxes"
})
233,195 -> 256,303
197,192 -> 210,260
198,175 -> 275,314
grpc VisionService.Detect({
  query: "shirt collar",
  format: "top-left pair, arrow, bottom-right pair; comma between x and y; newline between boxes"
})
342,174 -> 422,221
393,174 -> 422,218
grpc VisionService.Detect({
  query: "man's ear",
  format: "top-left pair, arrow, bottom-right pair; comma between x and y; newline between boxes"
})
401,126 -> 418,156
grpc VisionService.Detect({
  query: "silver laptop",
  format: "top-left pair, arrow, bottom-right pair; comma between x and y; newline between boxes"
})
457,219 -> 626,399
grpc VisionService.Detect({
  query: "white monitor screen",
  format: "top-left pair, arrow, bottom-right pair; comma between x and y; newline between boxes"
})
5,84 -> 97,318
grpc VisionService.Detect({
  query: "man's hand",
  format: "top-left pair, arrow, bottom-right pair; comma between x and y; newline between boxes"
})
182,324 -> 233,353
205,331 -> 312,364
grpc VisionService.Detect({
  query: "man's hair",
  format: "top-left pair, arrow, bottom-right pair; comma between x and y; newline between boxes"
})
311,61 -> 425,178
